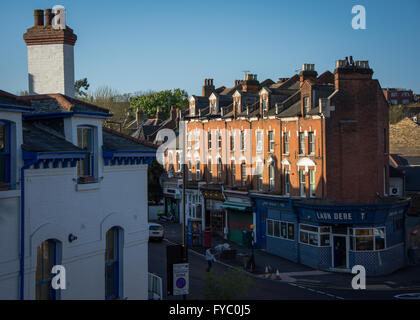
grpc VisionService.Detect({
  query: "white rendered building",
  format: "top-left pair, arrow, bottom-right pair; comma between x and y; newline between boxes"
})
0,8 -> 156,300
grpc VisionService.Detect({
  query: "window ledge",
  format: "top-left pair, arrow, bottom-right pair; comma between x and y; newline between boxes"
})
76,182 -> 100,192
0,189 -> 20,199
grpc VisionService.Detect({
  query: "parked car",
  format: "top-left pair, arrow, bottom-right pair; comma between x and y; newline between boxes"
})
148,223 -> 164,241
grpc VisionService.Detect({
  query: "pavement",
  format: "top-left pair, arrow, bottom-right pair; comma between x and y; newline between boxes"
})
157,220 -> 420,293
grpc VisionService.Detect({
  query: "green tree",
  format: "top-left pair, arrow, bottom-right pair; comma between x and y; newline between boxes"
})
389,104 -> 407,124
130,89 -> 188,119
82,86 -> 133,134
202,269 -> 256,300
148,160 -> 165,204
75,78 -> 90,97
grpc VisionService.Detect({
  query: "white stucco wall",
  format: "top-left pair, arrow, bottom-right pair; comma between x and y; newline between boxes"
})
27,44 -> 75,97
0,114 -> 150,300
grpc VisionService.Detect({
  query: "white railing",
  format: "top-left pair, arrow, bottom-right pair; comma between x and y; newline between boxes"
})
148,272 -> 163,300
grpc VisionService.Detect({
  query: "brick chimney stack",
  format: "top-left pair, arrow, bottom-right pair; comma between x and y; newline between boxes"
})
334,57 -> 373,91
241,74 -> 259,94
202,78 -> 215,98
23,7 -> 77,97
169,105 -> 177,121
299,64 -> 318,88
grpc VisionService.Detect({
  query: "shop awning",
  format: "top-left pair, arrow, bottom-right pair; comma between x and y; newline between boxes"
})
222,201 -> 249,211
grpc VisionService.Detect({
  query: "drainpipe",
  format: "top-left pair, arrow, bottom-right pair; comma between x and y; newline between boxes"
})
20,154 -> 39,300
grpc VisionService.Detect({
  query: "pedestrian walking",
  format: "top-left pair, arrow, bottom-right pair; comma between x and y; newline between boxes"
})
205,248 -> 216,272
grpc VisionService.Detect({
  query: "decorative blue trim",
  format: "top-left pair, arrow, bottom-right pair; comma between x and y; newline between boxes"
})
102,148 -> 156,166
23,110 -> 113,120
0,104 -> 34,113
22,149 -> 88,168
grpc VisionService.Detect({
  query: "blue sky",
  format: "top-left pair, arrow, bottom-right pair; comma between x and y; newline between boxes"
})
1,0 -> 419,96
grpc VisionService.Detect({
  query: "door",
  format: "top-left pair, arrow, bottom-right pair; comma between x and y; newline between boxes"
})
258,209 -> 266,249
332,235 -> 347,268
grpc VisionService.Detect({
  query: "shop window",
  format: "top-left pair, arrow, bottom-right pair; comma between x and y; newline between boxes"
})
350,228 -> 386,251
36,239 -> 61,300
267,219 -> 294,240
299,224 -> 331,247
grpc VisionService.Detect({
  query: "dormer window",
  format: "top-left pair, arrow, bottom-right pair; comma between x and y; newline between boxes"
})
190,105 -> 195,116
0,121 -> 11,188
77,126 -> 95,182
262,99 -> 268,112
303,97 -> 310,115
235,101 -> 241,114
210,101 -> 216,114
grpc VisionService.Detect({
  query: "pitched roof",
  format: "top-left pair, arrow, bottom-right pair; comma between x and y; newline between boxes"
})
19,94 -> 110,114
22,122 -> 82,153
102,127 -> 157,151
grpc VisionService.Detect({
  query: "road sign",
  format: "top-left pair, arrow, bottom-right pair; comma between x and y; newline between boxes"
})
173,263 -> 189,296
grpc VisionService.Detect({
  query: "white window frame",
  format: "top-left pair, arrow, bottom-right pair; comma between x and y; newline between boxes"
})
349,227 -> 386,252
299,224 -> 331,247
266,219 -> 295,241
256,130 -> 263,153
268,131 -> 274,152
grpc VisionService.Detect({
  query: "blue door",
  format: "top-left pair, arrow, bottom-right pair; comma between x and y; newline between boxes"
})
257,209 -> 267,249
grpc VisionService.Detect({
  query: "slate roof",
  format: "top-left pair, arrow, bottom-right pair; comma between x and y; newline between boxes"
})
19,94 -> 110,114
102,127 -> 157,151
22,123 -> 82,153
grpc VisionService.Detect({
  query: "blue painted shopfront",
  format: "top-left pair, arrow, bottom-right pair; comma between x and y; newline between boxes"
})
251,194 -> 411,275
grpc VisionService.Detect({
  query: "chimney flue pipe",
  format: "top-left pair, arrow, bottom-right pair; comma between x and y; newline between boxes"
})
34,9 -> 44,26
